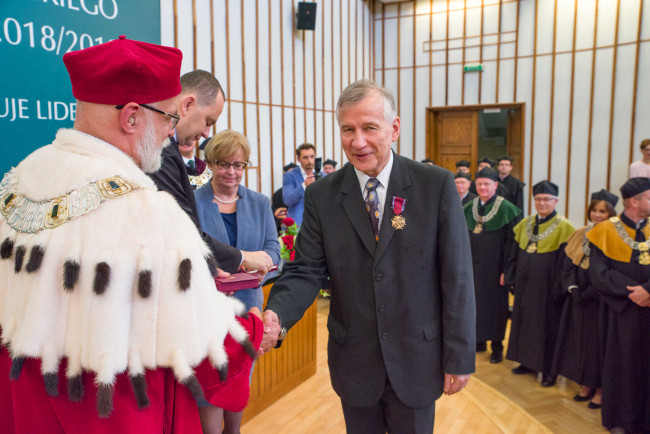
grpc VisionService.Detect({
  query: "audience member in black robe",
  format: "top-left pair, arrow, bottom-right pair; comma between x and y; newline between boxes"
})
497,156 -> 525,211
506,180 -> 575,387
272,163 -> 297,233
587,178 -> 650,433
455,172 -> 476,206
150,70 -> 273,274
463,168 -> 521,364
551,190 -> 618,411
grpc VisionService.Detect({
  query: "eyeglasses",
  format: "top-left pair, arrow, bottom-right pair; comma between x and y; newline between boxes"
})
115,104 -> 180,129
215,161 -> 249,171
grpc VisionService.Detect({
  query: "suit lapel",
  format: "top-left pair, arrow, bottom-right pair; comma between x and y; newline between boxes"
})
375,154 -> 412,263
341,166 -> 377,257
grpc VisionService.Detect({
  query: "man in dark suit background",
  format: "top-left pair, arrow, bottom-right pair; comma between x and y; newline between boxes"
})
263,79 -> 476,433
149,70 -> 273,274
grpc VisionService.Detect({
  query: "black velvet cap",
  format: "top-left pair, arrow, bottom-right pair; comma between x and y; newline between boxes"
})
475,168 -> 499,182
532,180 -> 558,196
478,157 -> 495,167
591,189 -> 619,207
455,159 -> 470,168
620,177 -> 650,199
454,172 -> 472,181
323,159 -> 337,167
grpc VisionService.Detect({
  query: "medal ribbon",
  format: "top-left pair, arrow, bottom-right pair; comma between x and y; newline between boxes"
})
392,196 -> 405,215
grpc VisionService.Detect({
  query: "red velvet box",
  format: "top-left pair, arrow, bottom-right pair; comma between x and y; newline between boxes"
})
215,273 -> 261,292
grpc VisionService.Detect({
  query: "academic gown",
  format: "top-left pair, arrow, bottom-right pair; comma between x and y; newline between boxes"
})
587,216 -> 650,432
464,196 -> 521,343
499,175 -> 525,211
550,228 -> 602,388
461,191 -> 477,206
506,213 -> 575,374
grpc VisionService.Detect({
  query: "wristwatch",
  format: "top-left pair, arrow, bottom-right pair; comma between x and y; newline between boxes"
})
278,326 -> 288,340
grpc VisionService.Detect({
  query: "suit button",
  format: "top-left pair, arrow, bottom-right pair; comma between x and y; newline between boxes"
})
375,273 -> 383,281
381,332 -> 389,339
377,305 -> 385,312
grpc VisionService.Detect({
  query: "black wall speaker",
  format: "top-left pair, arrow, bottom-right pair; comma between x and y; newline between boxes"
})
296,2 -> 317,31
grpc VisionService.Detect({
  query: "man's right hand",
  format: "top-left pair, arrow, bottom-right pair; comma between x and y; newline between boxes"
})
304,175 -> 316,186
241,251 -> 273,273
259,309 -> 282,354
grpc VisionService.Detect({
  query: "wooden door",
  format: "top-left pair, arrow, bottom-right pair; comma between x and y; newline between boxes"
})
432,111 -> 479,174
506,109 -> 523,180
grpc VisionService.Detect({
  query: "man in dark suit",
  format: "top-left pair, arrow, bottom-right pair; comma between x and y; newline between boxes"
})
263,79 -> 476,433
149,70 -> 273,274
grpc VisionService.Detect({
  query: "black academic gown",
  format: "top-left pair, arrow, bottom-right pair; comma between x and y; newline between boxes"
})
467,196 -> 518,344
272,188 -> 286,233
461,191 -> 477,206
499,175 -> 525,211
149,139 -> 242,273
506,212 -> 567,374
589,218 -> 650,432
551,241 -> 602,389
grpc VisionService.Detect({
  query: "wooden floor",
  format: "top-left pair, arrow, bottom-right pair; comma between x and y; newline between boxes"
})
242,298 -> 607,433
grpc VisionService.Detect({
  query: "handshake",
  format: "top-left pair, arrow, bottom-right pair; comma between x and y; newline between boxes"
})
247,308 -> 283,357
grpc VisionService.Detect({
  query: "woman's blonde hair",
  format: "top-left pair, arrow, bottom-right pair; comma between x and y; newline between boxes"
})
204,129 -> 251,164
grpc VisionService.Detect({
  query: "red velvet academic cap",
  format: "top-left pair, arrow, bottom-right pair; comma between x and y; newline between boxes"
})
63,35 -> 182,105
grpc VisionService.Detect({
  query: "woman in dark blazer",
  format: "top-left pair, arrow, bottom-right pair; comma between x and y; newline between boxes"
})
194,129 -> 280,434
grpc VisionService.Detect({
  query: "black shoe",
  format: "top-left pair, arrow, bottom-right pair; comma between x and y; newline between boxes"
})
511,365 -> 533,375
476,342 -> 487,352
587,401 -> 601,410
573,390 -> 595,402
541,374 -> 556,387
490,350 -> 503,364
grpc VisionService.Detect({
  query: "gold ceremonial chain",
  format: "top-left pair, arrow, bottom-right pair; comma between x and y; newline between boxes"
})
611,216 -> 650,265
0,175 -> 137,234
471,196 -> 504,234
525,215 -> 563,253
188,167 -> 212,188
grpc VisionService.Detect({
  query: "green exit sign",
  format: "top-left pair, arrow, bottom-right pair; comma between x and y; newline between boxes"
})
464,64 -> 483,72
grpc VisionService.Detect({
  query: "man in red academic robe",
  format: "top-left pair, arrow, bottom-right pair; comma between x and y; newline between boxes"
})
0,36 -> 270,433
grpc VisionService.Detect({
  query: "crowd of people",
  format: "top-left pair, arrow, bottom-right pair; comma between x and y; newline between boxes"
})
451,157 -> 650,434
0,35 -> 647,434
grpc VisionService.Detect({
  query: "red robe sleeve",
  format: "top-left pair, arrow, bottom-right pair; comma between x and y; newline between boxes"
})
195,314 -> 264,411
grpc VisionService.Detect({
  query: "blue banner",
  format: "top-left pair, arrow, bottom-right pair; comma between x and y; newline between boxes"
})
0,0 -> 161,176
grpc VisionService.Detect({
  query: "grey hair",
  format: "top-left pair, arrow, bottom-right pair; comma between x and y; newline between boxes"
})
335,79 -> 397,123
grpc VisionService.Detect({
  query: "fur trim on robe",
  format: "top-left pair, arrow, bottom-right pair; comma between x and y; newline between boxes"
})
0,129 -> 252,417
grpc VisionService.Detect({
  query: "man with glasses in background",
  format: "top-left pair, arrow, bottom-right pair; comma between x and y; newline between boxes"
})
150,70 -> 273,275
506,180 -> 575,388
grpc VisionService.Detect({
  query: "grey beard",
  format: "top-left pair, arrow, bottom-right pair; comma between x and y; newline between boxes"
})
137,120 -> 170,174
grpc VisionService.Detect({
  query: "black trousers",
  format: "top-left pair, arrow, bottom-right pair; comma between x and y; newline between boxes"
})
341,377 -> 436,434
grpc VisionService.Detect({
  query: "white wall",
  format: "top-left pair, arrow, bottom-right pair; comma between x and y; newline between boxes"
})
162,0 -> 374,198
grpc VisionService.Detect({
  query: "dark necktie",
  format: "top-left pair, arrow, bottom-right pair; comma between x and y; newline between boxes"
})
186,159 -> 197,175
365,178 -> 381,241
